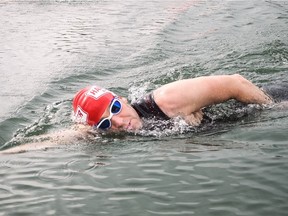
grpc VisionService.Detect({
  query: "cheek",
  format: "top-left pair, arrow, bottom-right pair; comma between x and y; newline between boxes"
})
131,118 -> 143,130
121,104 -> 134,117
127,105 -> 139,117
121,103 -> 141,123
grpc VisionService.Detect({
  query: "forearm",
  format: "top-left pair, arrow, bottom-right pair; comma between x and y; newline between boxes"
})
231,74 -> 273,104
0,126 -> 90,154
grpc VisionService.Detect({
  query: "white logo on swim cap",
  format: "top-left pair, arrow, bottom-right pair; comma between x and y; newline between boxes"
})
74,106 -> 88,124
87,86 -> 111,100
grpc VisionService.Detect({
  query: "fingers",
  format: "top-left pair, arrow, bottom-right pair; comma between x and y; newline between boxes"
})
184,110 -> 204,126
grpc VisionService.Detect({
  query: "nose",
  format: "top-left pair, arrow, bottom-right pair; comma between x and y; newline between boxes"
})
110,115 -> 124,129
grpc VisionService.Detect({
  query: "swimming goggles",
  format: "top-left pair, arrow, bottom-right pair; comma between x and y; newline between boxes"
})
96,98 -> 122,130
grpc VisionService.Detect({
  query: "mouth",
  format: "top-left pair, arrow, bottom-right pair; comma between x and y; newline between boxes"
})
126,121 -> 132,130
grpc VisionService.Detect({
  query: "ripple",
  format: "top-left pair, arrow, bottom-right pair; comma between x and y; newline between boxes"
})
178,188 -> 216,194
37,168 -> 74,181
0,0 -> 287,216
0,185 -> 13,199
147,210 -> 195,215
1,158 -> 32,168
66,159 -> 105,172
65,158 -> 108,179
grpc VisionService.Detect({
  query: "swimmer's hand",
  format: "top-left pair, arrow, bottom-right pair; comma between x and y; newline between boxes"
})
184,110 -> 204,126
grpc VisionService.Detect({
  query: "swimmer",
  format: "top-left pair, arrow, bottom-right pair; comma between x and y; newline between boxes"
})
72,74 -> 274,132
1,74 -> 286,154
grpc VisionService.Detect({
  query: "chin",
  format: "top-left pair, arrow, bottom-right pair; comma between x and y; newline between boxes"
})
129,119 -> 143,131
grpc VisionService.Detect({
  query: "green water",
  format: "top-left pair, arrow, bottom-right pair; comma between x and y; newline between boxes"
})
0,0 -> 288,215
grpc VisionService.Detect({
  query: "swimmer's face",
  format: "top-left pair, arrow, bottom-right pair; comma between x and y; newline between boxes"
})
97,97 -> 143,132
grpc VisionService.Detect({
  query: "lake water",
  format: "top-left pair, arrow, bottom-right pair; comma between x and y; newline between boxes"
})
0,0 -> 288,215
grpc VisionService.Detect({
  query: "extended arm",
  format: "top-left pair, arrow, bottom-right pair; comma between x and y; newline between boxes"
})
154,74 -> 273,118
0,125 -> 91,154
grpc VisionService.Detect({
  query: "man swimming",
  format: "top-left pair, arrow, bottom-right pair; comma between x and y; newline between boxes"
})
72,74 -> 274,132
2,74 -> 287,154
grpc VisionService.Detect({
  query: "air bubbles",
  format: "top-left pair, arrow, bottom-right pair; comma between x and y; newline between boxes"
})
137,117 -> 195,137
128,82 -> 150,103
7,99 -> 73,144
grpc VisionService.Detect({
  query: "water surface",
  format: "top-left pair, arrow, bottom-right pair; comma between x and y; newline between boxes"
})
0,0 -> 288,215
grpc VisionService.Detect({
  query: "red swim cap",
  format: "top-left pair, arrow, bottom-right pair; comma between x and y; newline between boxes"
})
72,86 -> 115,126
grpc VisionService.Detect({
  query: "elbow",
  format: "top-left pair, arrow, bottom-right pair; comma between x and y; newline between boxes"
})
232,74 -> 249,87
232,74 -> 251,87
230,74 -> 249,99
232,74 -> 245,82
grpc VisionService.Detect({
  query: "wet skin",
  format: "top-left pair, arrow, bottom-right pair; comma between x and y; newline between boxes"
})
99,97 -> 143,132
99,75 -> 273,132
